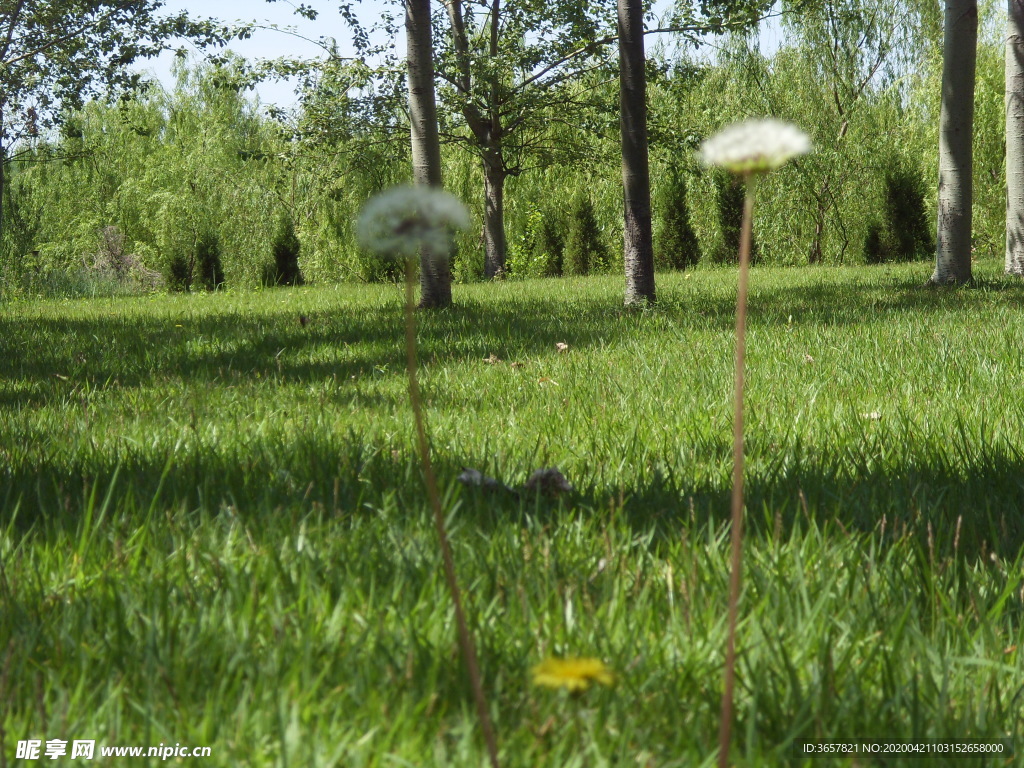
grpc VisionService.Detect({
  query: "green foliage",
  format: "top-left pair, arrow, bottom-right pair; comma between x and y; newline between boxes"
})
163,229 -> 225,293
3,60 -> 301,292
535,208 -> 565,277
167,252 -> 193,292
970,37 -> 1008,258
507,203 -> 567,278
431,0 -> 621,180
265,213 -> 304,286
711,172 -> 757,264
864,159 -> 933,263
654,166 -> 700,270
0,1 -> 231,146
196,230 -> 225,290
563,193 -> 607,276
0,5 -> 1011,292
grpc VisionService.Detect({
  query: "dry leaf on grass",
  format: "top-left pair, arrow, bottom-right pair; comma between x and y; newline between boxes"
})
555,342 -> 569,353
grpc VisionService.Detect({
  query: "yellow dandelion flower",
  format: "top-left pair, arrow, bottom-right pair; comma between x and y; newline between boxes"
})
531,657 -> 615,693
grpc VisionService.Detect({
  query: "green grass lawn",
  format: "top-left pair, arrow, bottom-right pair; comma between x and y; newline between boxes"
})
1,260 -> 1023,766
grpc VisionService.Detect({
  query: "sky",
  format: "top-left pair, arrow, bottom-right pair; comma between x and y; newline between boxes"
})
140,0 -> 394,108
140,1 -> 784,110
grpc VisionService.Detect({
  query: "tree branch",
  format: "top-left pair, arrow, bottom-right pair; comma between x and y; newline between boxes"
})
0,0 -> 27,64
510,9 -> 782,96
441,0 -> 488,138
2,0 -> 145,67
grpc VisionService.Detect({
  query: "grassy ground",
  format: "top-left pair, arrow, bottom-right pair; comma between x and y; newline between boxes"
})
1,260 -> 1023,766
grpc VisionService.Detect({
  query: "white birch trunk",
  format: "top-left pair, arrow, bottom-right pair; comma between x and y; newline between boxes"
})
933,0 -> 978,285
406,0 -> 452,307
1008,0 -> 1024,275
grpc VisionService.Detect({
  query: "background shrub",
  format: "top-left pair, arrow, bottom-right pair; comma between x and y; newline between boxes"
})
863,160 -> 933,263
655,165 -> 701,270
265,214 -> 304,286
711,172 -> 758,264
564,194 -> 607,276
535,207 -> 565,277
167,252 -> 192,292
196,231 -> 224,290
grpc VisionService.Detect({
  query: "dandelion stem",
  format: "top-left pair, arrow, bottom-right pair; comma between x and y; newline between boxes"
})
403,256 -> 500,768
718,172 -> 756,768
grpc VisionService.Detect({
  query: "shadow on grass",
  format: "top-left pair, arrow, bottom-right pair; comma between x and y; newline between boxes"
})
4,430 -> 1023,561
4,272 -> 1024,559
3,273 -> 1024,409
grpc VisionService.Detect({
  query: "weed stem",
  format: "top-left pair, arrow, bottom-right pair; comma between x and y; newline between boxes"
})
404,256 -> 500,768
718,173 -> 756,768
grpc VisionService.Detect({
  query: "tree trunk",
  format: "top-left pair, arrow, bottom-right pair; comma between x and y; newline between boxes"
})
618,0 -> 655,305
0,138 -> 5,261
932,0 -> 977,284
406,0 -> 453,308
482,151 -> 506,278
0,103 -> 6,259
1007,0 -> 1024,275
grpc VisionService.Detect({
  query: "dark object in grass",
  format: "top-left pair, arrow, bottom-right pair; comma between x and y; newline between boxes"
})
457,467 -> 572,498
458,468 -> 515,494
523,467 -> 572,497
298,314 -> 309,327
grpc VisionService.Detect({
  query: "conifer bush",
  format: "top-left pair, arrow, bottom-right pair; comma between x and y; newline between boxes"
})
655,166 -> 701,270
863,222 -> 886,264
167,253 -> 192,292
264,214 -> 304,286
563,194 -> 607,276
863,160 -> 932,263
884,161 -> 932,260
712,172 -> 758,264
196,231 -> 225,290
535,208 -> 565,277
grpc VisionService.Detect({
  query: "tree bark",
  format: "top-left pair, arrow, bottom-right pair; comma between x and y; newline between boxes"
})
618,0 -> 655,305
1007,0 -> 1024,275
809,194 -> 826,264
0,136 -> 5,260
406,0 -> 453,308
482,151 -> 506,278
482,0 -> 507,278
932,0 -> 977,285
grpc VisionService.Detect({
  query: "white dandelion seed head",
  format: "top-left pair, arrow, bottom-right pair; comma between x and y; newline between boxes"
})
357,186 -> 471,257
698,119 -> 811,174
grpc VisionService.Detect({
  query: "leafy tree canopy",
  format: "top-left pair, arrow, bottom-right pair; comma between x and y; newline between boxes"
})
0,0 -> 236,150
